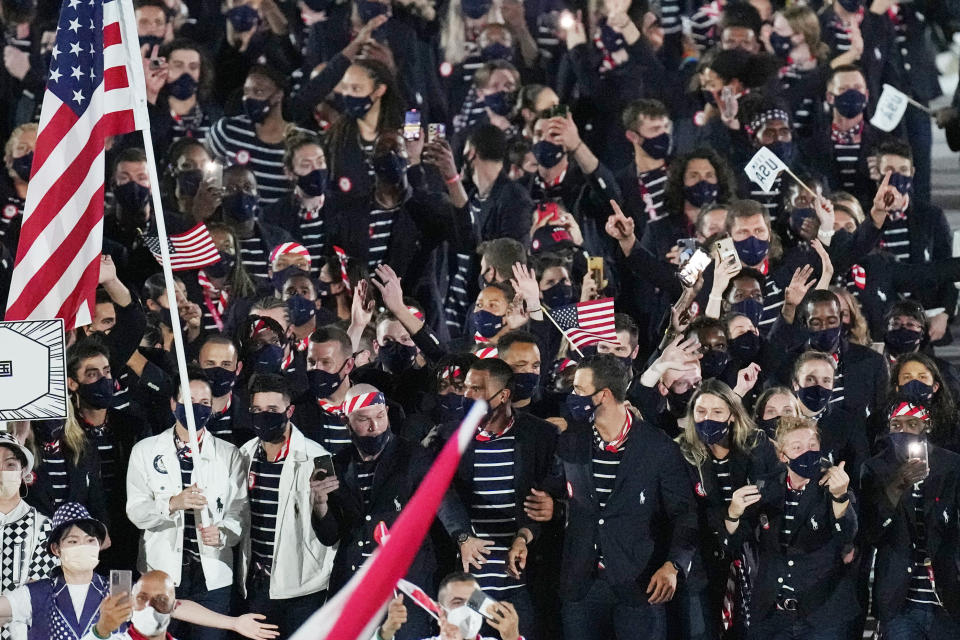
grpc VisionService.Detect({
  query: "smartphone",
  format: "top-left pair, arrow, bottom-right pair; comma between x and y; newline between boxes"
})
536,201 -> 561,225
907,440 -> 930,480
713,236 -> 741,271
466,588 -> 499,620
558,10 -> 575,31
403,110 -> 421,141
110,570 -> 132,599
676,238 -> 698,266
427,123 -> 446,142
313,454 -> 335,480
587,256 -> 604,289
204,160 -> 223,190
541,104 -> 569,120
678,249 -> 711,288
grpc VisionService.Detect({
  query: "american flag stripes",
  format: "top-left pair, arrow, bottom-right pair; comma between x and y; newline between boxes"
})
396,579 -> 441,620
546,298 -> 618,351
5,0 -> 137,329
143,223 -> 220,271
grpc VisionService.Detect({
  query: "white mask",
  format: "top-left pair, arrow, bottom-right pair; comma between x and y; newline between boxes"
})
446,606 -> 483,639
131,605 -> 172,637
58,544 -> 100,572
0,470 -> 22,498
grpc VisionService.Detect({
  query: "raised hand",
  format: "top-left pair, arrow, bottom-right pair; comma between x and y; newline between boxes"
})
784,264 -> 816,308
373,264 -> 405,313
819,460 -> 850,498
605,200 -> 637,255
728,484 -> 762,519
733,362 -> 761,397
871,169 -> 909,222
510,262 -> 542,312
810,238 -> 833,289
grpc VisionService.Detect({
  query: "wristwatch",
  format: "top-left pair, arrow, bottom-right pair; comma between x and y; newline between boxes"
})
830,492 -> 850,503
456,532 -> 470,546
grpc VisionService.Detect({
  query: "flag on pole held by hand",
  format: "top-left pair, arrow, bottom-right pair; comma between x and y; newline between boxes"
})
744,146 -> 788,192
397,579 -> 441,620
870,83 -> 910,132
5,0 -> 137,329
143,223 -> 220,271
546,298 -> 618,351
288,402 -> 487,640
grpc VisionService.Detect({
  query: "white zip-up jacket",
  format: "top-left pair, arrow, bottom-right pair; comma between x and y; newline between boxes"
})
238,425 -> 336,599
126,428 -> 248,590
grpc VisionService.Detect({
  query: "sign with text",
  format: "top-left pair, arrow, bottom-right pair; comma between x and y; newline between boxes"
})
871,84 -> 910,133
744,146 -> 788,192
0,319 -> 67,420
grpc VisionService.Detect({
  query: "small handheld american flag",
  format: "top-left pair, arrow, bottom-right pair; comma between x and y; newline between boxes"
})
545,298 -> 618,352
142,223 -> 220,271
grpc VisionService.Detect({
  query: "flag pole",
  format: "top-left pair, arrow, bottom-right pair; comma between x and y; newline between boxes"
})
539,303 -> 584,357
116,0 -> 210,529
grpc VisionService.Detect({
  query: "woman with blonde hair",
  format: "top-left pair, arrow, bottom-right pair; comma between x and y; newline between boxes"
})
768,5 -> 831,139
830,285 -> 871,346
0,122 -> 37,251
676,379 -> 779,639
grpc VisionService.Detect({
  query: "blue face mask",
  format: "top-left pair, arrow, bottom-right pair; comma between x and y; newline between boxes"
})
808,326 -> 842,354
899,379 -> 934,404
11,151 -> 32,182
512,373 -> 540,401
461,0 -> 492,19
542,283 -> 573,309
473,310 -> 503,339
174,402 -> 213,430
787,449 -> 823,480
768,31 -> 793,58
202,366 -> 236,397
77,377 -> 116,409
599,22 -> 625,52
532,140 -> 565,169
481,42 -> 513,62
888,172 -> 913,197
204,251 -> 235,279
139,34 -> 164,51
565,392 -> 596,423
833,89 -> 867,119
372,152 -> 408,187
286,295 -> 316,327
758,416 -> 779,438
433,393 -> 465,423
308,368 -> 344,400
483,91 -> 513,117
700,349 -> 730,380
114,180 -> 151,213
767,140 -> 794,165
885,328 -> 922,356
227,4 -> 259,32
251,411 -> 287,443
378,341 -> 418,373
222,192 -> 259,222
731,298 -> 764,327
297,168 -> 329,198
734,236 -> 769,266
887,431 -> 926,461
177,169 -> 202,197
167,73 -> 198,100
695,419 -> 729,445
641,133 -> 671,160
357,0 -> 390,23
797,384 -> 832,414
242,96 -> 272,124
790,207 -> 816,235
683,180 -> 718,207
251,344 -> 284,375
338,92 -> 374,119
729,331 -> 760,364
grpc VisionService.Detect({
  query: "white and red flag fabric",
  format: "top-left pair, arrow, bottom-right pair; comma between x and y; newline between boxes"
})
288,402 -> 487,640
396,579 -> 441,620
546,297 -> 618,351
5,0 -> 138,329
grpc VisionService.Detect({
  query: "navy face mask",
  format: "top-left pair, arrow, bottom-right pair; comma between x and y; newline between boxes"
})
357,0 -> 390,23
203,366 -> 237,397
700,349 -> 730,380
640,133 -> 671,160
308,368 -> 344,400
789,207 -> 816,235
34,419 -> 65,442
251,411 -> 287,443
565,392 -> 596,423
887,431 -> 926,462
483,91 -> 513,117
473,310 -> 503,339
542,283 -> 574,308
77,377 -> 116,409
297,168 -> 329,198
888,172 -> 913,198
372,152 -> 408,187
837,0 -> 862,12
481,42 -> 512,62
174,402 -> 213,430
339,93 -> 374,119
808,326 -> 842,354
899,379 -> 934,405
797,384 -> 832,414
768,31 -> 793,58
227,4 -> 259,32
512,373 -> 540,401
461,0 -> 492,19
787,449 -> 823,480
532,140 -> 565,169
354,429 -> 392,456
885,328 -> 922,356
251,344 -> 284,375
204,251 -> 235,279
139,34 -> 164,51
167,73 -> 198,100
729,331 -> 761,364
242,96 -> 272,124
767,140 -> 794,165
222,192 -> 259,222
684,180 -> 718,207
758,416 -> 779,438
695,419 -> 729,446
11,152 -> 32,182
286,295 -> 316,326
734,236 -> 769,266
731,299 -> 764,327
177,169 -> 202,197
833,89 -> 867,119
378,341 -> 418,374
433,393 -> 465,423
115,181 -> 151,213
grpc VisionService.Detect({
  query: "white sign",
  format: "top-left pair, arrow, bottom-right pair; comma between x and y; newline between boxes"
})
0,319 -> 67,420
744,146 -> 788,192
870,83 -> 909,133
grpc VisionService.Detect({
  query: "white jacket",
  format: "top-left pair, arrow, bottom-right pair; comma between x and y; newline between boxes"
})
238,425 -> 336,599
125,428 -> 248,590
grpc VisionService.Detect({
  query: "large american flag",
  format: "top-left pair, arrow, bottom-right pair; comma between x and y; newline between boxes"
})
4,0 -> 137,329
143,223 -> 220,271
547,298 -> 618,351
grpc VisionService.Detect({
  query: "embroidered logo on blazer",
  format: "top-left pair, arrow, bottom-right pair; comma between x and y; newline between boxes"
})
153,455 -> 168,474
